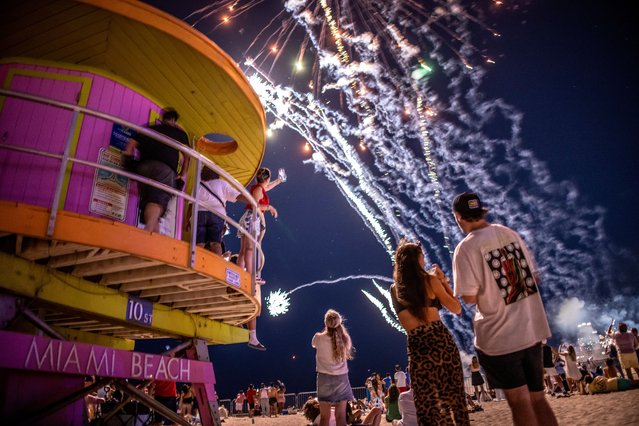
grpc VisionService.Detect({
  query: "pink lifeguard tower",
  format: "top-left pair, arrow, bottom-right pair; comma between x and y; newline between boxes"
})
0,1 -> 266,425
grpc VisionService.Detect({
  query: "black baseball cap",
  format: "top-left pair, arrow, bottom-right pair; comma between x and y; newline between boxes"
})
453,192 -> 488,218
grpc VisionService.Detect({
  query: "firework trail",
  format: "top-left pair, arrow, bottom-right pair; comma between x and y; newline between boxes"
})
266,275 -> 393,316
189,1 -> 638,348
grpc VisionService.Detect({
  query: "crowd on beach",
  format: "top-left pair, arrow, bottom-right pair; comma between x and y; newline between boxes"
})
294,192 -> 639,426
114,111 -> 639,426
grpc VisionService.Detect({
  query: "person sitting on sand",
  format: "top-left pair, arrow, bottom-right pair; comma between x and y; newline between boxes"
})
384,384 -> 402,422
346,400 -> 363,425
585,375 -> 636,394
603,358 -> 619,378
304,398 -> 382,426
392,388 -> 417,426
464,393 -> 484,413
218,404 -> 229,419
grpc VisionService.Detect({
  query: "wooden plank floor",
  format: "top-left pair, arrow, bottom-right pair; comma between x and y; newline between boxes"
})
0,203 -> 258,342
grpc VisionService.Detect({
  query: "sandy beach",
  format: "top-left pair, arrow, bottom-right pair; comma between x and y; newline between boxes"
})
219,389 -> 639,425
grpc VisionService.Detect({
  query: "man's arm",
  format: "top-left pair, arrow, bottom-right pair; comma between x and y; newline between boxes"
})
123,138 -> 137,156
452,248 -> 478,305
461,295 -> 478,305
179,154 -> 190,181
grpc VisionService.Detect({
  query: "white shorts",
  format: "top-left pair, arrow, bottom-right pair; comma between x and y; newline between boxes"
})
237,210 -> 261,240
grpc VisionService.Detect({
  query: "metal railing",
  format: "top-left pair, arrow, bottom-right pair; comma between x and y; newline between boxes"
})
0,88 -> 265,297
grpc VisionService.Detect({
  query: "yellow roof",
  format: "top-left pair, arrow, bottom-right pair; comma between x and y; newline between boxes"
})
1,0 -> 265,185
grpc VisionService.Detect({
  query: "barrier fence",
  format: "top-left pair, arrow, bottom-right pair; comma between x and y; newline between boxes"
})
221,362 -> 611,415
221,378 -> 479,415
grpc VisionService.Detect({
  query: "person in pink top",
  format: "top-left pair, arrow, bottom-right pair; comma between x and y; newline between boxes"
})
608,322 -> 639,379
234,390 -> 246,415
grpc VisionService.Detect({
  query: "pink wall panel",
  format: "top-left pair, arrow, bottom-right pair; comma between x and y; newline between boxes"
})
68,72 -> 159,225
0,369 -> 85,425
0,62 -> 162,226
0,71 -> 79,207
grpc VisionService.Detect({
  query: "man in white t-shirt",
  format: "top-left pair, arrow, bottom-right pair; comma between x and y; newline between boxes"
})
451,192 -> 557,426
393,365 -> 407,393
258,383 -> 269,417
196,167 -> 246,255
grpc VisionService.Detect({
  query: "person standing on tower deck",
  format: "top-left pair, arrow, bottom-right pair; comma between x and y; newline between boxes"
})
123,108 -> 190,233
195,167 -> 247,255
237,167 -> 284,350
451,191 -> 557,426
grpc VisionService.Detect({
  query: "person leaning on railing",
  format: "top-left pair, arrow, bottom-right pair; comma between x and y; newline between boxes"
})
195,167 -> 248,255
122,108 -> 190,233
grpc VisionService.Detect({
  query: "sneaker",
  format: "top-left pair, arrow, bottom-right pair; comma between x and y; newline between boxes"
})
248,341 -> 266,351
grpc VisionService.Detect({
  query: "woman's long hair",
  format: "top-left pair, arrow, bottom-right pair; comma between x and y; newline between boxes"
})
393,239 -> 429,322
324,309 -> 354,362
471,356 -> 480,369
568,345 -> 577,361
387,384 -> 400,403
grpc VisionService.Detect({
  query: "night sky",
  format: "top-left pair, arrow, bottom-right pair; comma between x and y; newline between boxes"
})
141,0 -> 639,399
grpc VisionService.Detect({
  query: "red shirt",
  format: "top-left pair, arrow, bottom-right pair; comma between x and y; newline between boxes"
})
246,388 -> 256,403
245,184 -> 269,210
154,380 -> 176,398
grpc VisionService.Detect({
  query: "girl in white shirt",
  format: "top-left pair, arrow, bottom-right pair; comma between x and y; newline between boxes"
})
312,309 -> 355,426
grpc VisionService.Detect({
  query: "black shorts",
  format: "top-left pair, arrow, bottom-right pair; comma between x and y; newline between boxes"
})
137,160 -> 176,221
477,342 -> 544,392
196,211 -> 225,244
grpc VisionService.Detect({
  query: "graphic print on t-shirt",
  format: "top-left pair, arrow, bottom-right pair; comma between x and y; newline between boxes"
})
484,241 -> 538,305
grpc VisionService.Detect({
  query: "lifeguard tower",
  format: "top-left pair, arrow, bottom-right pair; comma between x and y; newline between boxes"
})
0,1 -> 266,425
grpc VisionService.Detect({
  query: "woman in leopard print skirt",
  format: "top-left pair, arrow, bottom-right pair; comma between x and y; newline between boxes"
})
390,240 -> 469,425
